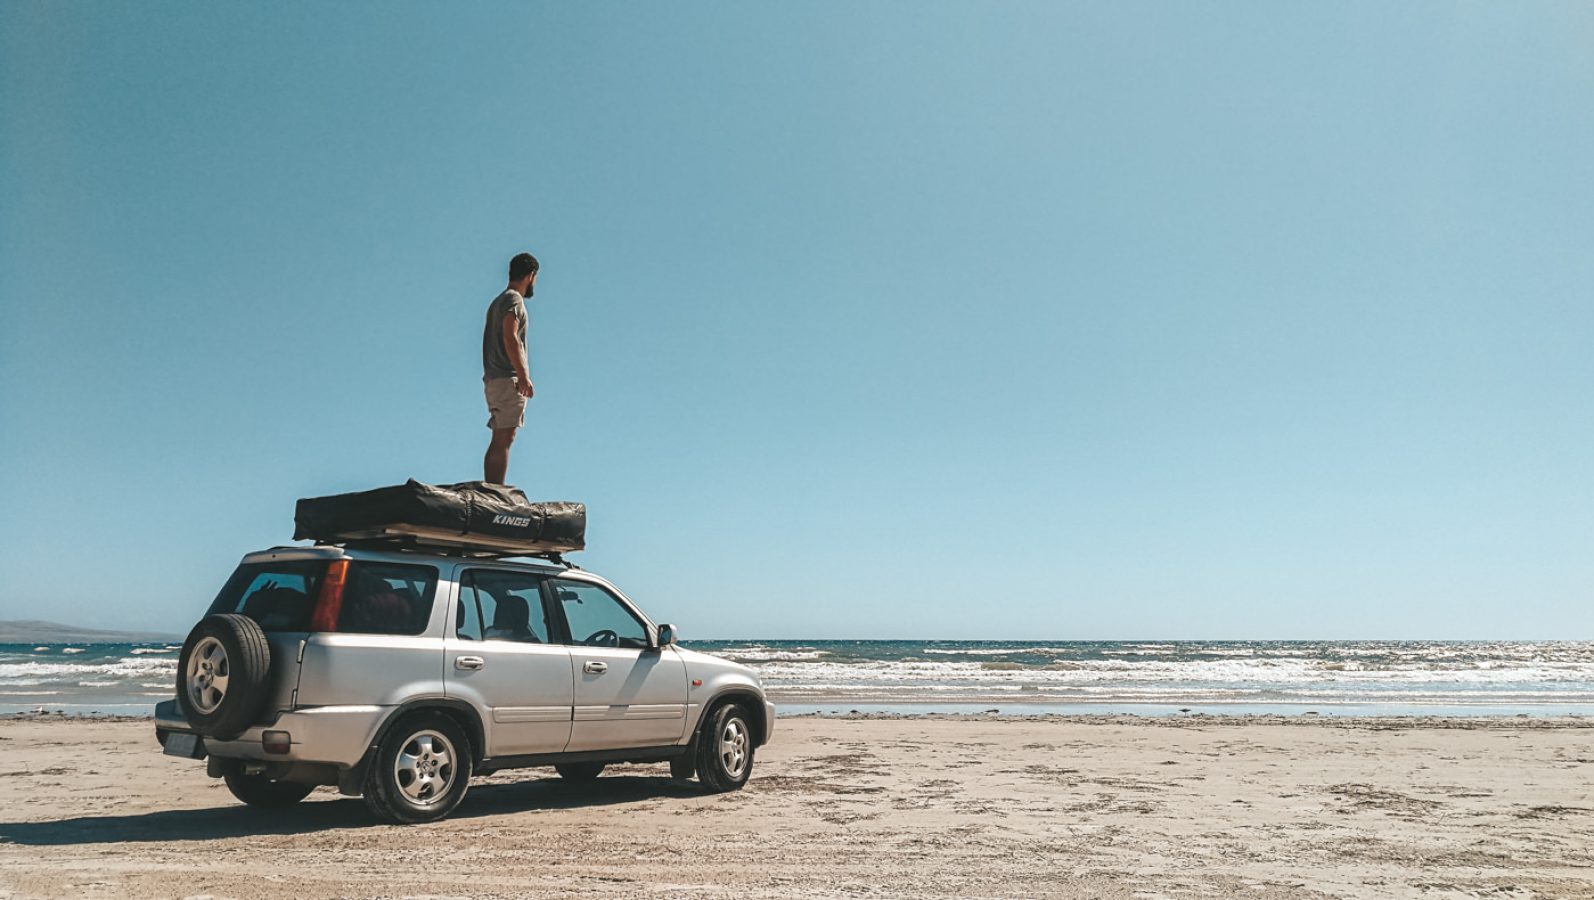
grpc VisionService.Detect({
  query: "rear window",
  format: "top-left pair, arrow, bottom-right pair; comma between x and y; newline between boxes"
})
208,561 -> 324,631
209,559 -> 438,635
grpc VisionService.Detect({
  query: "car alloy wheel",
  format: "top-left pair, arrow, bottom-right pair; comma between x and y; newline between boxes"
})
393,729 -> 458,806
719,716 -> 749,779
175,614 -> 272,740
185,636 -> 230,714
363,711 -> 474,824
696,703 -> 754,793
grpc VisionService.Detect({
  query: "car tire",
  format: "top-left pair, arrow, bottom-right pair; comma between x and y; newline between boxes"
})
224,768 -> 315,808
176,614 -> 272,741
695,702 -> 754,793
362,712 -> 473,824
554,762 -> 605,783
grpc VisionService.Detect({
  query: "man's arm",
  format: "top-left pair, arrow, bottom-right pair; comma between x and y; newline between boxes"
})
501,312 -> 533,398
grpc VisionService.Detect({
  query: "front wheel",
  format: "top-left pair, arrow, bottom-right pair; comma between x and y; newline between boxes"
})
362,712 -> 472,824
695,703 -> 754,793
224,769 -> 315,808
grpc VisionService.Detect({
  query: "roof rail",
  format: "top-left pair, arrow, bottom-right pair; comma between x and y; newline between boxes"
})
321,538 -> 577,567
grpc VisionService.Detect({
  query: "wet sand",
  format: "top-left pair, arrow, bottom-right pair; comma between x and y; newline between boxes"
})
1,713 -> 1591,898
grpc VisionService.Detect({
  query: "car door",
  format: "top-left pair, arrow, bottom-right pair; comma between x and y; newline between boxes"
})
442,567 -> 574,756
551,577 -> 687,751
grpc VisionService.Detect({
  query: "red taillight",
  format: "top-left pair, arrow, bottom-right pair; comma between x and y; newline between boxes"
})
310,559 -> 349,632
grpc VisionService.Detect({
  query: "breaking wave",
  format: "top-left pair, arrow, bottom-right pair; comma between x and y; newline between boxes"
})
684,640 -> 1594,709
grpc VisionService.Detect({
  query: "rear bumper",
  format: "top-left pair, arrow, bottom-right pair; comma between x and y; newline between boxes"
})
155,699 -> 387,769
764,700 -> 777,744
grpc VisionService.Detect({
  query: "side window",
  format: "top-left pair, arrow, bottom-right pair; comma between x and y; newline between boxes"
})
336,563 -> 438,636
554,580 -> 648,650
461,570 -> 551,644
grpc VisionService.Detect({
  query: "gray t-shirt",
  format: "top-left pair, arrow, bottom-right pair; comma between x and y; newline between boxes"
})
482,289 -> 528,381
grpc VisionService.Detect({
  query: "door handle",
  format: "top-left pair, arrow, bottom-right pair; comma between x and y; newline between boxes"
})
583,661 -> 608,674
455,656 -> 485,671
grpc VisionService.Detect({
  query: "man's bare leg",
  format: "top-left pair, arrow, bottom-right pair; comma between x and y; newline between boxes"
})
484,427 -> 518,484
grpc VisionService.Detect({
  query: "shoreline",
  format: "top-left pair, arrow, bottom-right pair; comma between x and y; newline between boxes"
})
6,708 -> 1594,728
8,690 -> 1594,720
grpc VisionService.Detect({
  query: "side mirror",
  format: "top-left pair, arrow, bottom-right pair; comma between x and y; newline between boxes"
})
656,623 -> 677,648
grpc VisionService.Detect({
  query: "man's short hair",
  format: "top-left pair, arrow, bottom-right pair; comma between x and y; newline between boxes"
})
509,252 -> 539,282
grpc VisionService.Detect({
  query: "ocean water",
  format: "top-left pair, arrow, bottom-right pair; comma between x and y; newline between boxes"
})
5,640 -> 1594,717
685,640 -> 1594,717
0,642 -> 185,715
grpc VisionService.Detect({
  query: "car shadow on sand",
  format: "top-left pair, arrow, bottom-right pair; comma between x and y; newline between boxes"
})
0,774 -> 706,846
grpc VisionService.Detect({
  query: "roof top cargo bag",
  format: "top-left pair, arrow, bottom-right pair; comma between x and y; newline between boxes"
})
293,480 -> 585,555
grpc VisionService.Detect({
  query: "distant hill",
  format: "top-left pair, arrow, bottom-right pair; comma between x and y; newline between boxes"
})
0,620 -> 180,644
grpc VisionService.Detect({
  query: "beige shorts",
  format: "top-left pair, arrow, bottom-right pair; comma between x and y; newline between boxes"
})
484,377 -> 527,430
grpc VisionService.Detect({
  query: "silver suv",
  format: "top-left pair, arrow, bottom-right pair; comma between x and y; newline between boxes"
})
155,544 -> 774,823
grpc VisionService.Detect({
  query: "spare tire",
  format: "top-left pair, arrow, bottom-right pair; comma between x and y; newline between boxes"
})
176,614 -> 272,740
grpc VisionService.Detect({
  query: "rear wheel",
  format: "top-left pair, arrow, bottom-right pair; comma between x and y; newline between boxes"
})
362,712 -> 472,824
224,768 -> 315,808
554,762 -> 604,783
695,703 -> 754,793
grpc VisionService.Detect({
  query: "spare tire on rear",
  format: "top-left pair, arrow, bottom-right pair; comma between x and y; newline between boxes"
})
176,614 -> 273,741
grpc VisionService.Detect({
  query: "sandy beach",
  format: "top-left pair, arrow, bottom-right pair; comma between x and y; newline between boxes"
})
0,713 -> 1591,899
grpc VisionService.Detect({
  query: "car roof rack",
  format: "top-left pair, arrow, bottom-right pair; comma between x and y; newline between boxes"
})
321,535 -> 579,568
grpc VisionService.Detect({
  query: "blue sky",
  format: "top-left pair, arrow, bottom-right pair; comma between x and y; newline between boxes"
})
2,2 -> 1591,639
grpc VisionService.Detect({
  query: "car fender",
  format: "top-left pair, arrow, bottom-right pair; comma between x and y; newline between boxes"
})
684,668 -> 769,748
337,695 -> 488,796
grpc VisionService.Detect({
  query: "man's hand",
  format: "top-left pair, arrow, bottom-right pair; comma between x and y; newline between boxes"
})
517,378 -> 534,399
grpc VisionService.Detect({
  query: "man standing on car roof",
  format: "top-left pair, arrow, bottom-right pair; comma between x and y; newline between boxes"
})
482,252 -> 538,484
